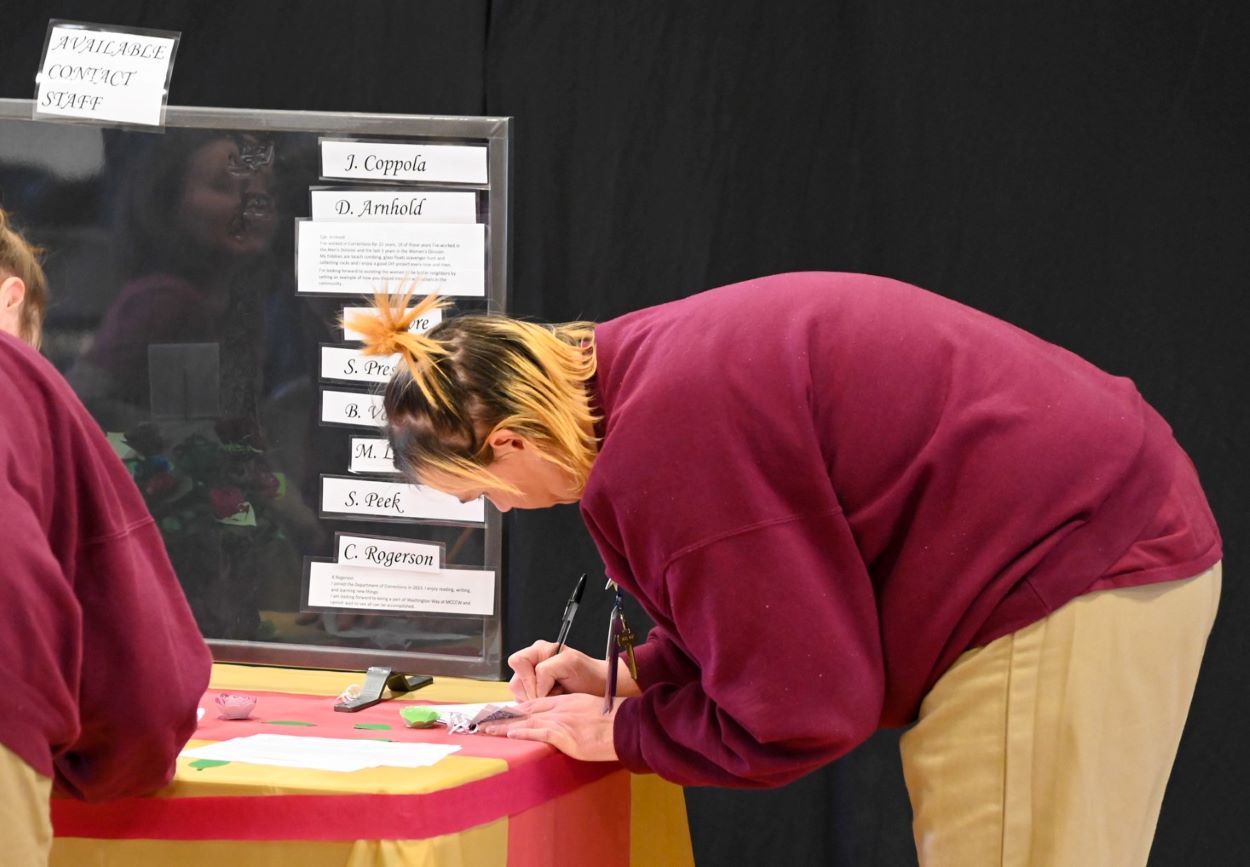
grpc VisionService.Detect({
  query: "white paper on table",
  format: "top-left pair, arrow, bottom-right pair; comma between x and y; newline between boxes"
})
182,734 -> 461,772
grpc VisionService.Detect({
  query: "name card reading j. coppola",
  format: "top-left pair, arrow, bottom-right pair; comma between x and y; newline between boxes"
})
321,475 -> 485,524
321,389 -> 386,428
320,138 -> 488,185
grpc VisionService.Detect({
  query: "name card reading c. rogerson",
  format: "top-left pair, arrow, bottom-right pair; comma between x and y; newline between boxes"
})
307,562 -> 495,615
321,346 -> 401,384
321,476 -> 485,524
336,534 -> 441,573
342,306 -> 442,342
320,139 -> 488,185
349,437 -> 399,475
322,389 -> 387,428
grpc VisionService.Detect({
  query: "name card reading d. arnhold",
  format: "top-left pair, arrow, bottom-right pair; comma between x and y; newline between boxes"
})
322,389 -> 387,428
342,306 -> 442,342
336,534 -> 441,573
320,139 -> 488,185
321,346 -> 401,384
35,21 -> 179,126
310,190 -> 477,223
296,221 -> 485,297
321,475 -> 485,524
307,562 -> 495,616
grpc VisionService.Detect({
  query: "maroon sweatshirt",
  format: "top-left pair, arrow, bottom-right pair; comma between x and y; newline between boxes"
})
0,333 -> 211,800
583,273 -> 1220,788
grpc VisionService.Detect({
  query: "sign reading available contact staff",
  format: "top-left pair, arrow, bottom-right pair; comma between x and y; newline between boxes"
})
34,20 -> 179,127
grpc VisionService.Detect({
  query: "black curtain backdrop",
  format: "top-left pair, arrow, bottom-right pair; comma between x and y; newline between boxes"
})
4,2 -> 1246,863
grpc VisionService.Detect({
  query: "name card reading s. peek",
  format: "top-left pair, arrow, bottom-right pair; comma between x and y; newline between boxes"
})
336,534 -> 441,573
342,306 -> 442,342
322,389 -> 386,428
321,346 -> 401,384
307,562 -> 495,615
349,437 -> 398,474
310,190 -> 477,223
320,139 -> 488,185
321,476 -> 485,523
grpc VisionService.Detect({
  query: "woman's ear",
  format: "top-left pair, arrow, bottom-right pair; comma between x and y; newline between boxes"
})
0,275 -> 25,312
487,428 -> 527,455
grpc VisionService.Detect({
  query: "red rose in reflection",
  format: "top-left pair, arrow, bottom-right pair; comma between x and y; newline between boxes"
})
144,471 -> 179,500
255,471 -> 281,500
209,487 -> 247,519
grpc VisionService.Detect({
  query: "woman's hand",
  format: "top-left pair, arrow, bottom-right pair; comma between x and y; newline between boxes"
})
508,641 -> 642,701
482,693 -> 625,762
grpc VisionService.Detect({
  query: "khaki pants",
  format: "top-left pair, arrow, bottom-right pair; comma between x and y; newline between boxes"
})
0,742 -> 52,866
901,563 -> 1221,867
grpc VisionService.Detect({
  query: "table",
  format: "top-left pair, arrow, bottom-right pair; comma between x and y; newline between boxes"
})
50,664 -> 694,866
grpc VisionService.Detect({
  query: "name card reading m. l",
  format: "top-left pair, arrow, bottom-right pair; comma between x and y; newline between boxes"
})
321,475 -> 485,524
349,437 -> 399,475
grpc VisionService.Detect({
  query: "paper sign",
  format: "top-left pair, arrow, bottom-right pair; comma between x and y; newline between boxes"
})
321,389 -> 387,428
320,139 -> 487,184
297,221 -> 485,297
349,437 -> 399,474
321,346 -> 401,384
184,734 -> 461,772
35,22 -> 179,126
307,561 -> 495,615
342,306 -> 442,342
310,190 -> 477,223
321,475 -> 485,523
336,534 -> 441,573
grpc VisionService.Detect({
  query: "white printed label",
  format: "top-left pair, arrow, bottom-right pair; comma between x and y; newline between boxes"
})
336,535 -> 441,573
310,190 -> 477,222
321,346 -> 401,384
321,476 -> 484,523
320,139 -> 488,184
349,437 -> 399,475
342,306 -> 442,342
297,221 -> 485,297
321,389 -> 387,428
307,562 -> 495,615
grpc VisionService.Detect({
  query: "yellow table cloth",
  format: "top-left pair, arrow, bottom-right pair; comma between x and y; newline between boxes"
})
50,664 -> 693,866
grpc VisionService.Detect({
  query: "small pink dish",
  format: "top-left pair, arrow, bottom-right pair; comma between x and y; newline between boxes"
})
214,693 -> 258,720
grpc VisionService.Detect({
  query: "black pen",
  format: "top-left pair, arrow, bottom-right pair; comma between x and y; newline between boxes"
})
554,573 -> 588,653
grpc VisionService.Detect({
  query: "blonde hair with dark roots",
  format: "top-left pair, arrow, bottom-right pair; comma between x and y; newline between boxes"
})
344,290 -> 599,494
0,207 -> 49,348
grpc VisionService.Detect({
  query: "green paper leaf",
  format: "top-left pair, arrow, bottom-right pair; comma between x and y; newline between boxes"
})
353,723 -> 391,730
266,720 -> 316,726
189,759 -> 231,770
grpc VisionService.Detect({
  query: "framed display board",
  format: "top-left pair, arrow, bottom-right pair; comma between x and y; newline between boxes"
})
0,99 -> 511,679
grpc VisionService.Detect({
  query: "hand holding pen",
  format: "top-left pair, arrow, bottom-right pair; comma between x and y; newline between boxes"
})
507,573 -> 601,701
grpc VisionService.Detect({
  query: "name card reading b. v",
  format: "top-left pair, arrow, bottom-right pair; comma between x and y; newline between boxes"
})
321,476 -> 485,523
321,346 -> 401,384
322,389 -> 386,428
